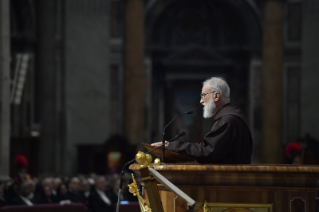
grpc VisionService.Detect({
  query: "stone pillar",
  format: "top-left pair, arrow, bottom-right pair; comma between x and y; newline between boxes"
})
301,0 -> 319,140
124,0 -> 146,144
64,0 -> 110,175
262,0 -> 284,163
37,0 -> 62,175
0,0 -> 11,180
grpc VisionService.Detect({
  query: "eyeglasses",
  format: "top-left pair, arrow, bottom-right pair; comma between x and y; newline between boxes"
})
200,91 -> 216,99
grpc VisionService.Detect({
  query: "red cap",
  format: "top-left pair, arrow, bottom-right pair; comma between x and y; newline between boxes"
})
14,154 -> 28,167
285,142 -> 301,158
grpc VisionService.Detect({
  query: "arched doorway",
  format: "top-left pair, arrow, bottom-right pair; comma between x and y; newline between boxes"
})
145,0 -> 261,144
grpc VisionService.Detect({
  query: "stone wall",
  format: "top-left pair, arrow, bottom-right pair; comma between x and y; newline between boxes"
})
63,0 -> 111,174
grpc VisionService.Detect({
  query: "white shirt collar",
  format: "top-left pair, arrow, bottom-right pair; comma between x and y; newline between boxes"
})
95,189 -> 111,206
20,195 -> 33,206
84,191 -> 90,198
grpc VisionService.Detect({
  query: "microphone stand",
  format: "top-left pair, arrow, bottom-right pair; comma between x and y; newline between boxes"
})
115,132 -> 185,212
162,111 -> 193,163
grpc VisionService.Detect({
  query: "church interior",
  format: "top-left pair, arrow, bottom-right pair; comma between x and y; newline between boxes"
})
1,0 -> 319,211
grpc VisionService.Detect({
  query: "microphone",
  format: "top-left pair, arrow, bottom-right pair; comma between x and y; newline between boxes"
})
115,132 -> 185,212
168,131 -> 185,142
183,111 -> 193,115
162,111 -> 193,163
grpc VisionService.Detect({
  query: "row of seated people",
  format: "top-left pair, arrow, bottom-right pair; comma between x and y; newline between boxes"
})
0,172 -> 136,212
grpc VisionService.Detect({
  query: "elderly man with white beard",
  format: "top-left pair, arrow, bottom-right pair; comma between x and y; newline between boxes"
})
151,77 -> 253,164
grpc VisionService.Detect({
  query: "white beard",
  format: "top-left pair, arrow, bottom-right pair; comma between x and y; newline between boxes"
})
203,97 -> 216,118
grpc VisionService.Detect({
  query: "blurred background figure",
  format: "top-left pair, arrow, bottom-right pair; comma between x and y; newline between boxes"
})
109,173 -> 135,203
41,177 -> 55,199
33,185 -> 57,204
89,176 -> 114,212
13,155 -> 30,184
26,179 -> 36,202
52,177 -> 62,196
10,181 -> 33,206
66,177 -> 82,203
56,183 -> 69,203
79,178 -> 91,207
285,141 -> 302,164
0,185 -> 6,207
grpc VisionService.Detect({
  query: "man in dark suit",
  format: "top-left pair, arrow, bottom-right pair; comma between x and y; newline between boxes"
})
66,177 -> 83,203
10,181 -> 33,206
78,178 -> 90,207
88,176 -> 114,212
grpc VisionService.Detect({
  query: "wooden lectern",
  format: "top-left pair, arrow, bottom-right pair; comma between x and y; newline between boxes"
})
130,149 -> 319,212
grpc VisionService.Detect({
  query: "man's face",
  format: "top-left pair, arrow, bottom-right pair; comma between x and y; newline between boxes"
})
69,178 -> 80,192
42,178 -> 53,189
200,83 -> 216,118
44,186 -> 52,197
20,182 -> 31,197
26,179 -> 35,193
81,180 -> 90,192
95,177 -> 106,191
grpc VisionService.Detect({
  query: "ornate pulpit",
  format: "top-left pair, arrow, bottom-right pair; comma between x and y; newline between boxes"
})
130,163 -> 319,212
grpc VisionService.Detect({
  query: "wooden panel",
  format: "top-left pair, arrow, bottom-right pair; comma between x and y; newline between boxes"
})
130,164 -> 319,212
158,190 -> 187,212
204,202 -> 273,212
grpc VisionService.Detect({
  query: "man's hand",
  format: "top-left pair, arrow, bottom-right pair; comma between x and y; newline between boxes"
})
151,141 -> 169,149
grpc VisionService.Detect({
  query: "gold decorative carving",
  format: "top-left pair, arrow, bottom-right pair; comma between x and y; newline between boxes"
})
128,174 -> 152,212
203,202 -> 273,212
203,200 -> 211,212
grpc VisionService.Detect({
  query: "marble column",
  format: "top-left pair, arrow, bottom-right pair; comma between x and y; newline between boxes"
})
262,0 -> 284,163
124,0 -> 146,145
0,0 -> 11,181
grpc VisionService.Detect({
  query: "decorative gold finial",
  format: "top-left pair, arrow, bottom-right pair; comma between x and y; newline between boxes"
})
136,151 -> 146,165
135,151 -> 153,168
154,158 -> 161,164
145,154 -> 153,168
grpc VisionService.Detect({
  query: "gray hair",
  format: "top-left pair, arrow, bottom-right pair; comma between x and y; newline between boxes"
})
203,77 -> 230,102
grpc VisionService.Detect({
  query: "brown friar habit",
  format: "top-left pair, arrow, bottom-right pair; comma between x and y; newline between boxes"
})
167,104 -> 253,164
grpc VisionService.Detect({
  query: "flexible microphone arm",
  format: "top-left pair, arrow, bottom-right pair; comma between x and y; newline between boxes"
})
162,111 -> 193,163
115,131 -> 185,212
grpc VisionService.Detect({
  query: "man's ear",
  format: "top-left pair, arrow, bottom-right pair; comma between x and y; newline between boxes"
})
214,92 -> 220,101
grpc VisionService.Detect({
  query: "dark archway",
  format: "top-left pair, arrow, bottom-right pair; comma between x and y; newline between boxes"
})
145,0 -> 262,142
